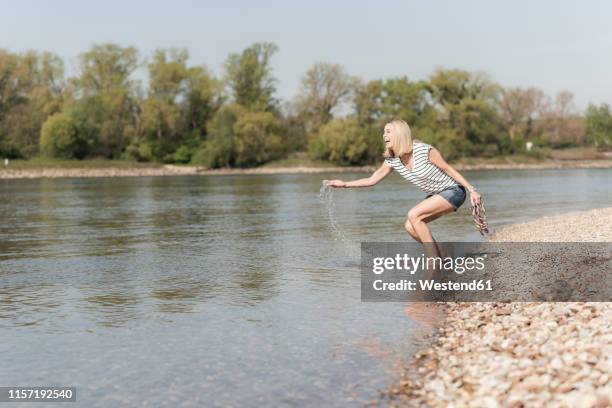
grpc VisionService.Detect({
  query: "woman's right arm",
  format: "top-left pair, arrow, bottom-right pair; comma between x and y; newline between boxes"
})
325,162 -> 393,188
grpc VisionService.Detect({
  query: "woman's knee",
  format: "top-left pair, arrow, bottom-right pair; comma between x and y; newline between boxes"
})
404,219 -> 415,233
407,209 -> 423,224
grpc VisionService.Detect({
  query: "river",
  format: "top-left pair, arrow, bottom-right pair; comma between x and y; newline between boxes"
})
1,168 -> 610,407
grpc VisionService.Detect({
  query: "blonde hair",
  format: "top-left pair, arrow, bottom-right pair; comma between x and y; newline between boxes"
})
383,119 -> 413,158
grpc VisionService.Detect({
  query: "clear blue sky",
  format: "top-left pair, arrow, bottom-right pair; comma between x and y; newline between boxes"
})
2,0 -> 610,110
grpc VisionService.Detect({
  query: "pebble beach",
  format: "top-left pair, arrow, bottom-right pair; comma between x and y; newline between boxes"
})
391,208 -> 612,407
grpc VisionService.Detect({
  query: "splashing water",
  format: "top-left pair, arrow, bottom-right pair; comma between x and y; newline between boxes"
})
319,182 -> 349,243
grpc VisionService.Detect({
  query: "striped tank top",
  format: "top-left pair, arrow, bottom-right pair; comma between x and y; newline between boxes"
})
385,142 -> 458,194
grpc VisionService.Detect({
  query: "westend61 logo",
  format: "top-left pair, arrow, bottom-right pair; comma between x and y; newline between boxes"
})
361,242 -> 612,302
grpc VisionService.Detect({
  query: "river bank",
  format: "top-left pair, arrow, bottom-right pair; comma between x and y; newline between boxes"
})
1,160 -> 612,179
390,208 -> 612,407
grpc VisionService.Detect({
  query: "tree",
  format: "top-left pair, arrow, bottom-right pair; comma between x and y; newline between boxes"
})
138,48 -> 188,160
71,44 -> 140,158
428,69 -> 500,108
355,77 -> 434,129
309,117 -> 379,165
499,87 -> 546,140
76,43 -> 139,94
447,99 -> 509,157
536,91 -> 585,147
0,50 -> 67,158
0,50 -> 22,120
39,112 -> 88,159
134,48 -> 223,162
585,103 -> 612,149
233,110 -> 282,167
191,103 -> 282,168
191,104 -> 243,168
224,42 -> 278,111
182,65 -> 223,136
424,69 -> 508,157
0,49 -> 26,157
294,62 -> 358,133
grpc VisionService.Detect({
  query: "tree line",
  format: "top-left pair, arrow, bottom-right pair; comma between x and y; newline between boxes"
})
0,42 -> 611,167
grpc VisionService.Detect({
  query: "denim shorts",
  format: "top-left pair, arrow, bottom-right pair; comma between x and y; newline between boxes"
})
426,184 -> 466,211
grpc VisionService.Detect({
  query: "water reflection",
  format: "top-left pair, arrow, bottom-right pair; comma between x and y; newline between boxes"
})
150,275 -> 217,314
83,293 -> 142,328
0,283 -> 64,328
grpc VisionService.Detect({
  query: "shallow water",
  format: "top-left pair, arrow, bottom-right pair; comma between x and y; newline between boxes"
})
1,168 -> 610,407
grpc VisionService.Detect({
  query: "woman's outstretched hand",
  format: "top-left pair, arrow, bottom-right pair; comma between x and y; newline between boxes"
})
469,190 -> 482,207
324,179 -> 347,188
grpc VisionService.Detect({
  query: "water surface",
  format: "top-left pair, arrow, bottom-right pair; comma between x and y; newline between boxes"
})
1,168 -> 610,407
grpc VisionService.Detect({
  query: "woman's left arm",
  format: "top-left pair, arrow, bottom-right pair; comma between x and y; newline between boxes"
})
429,147 -> 482,207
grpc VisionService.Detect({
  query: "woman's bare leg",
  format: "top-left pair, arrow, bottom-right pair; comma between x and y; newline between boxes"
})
404,197 -> 455,323
404,201 -> 450,243
407,195 -> 454,243
404,219 -> 421,242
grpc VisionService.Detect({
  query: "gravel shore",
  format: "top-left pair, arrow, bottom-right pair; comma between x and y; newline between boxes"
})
391,208 -> 612,407
1,160 -> 612,179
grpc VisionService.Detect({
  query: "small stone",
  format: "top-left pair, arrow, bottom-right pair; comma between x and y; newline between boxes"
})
551,357 -> 563,370
595,395 -> 611,408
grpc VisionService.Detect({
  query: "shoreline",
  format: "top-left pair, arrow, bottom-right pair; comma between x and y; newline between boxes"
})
390,208 -> 612,407
1,160 -> 612,180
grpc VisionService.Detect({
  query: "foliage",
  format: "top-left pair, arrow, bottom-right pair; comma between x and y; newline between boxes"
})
224,42 -> 278,111
192,104 -> 283,168
39,113 -> 88,159
355,77 -> 435,130
0,43 -> 607,167
70,44 -> 141,159
309,117 -> 379,165
585,103 -> 612,149
0,50 -> 66,158
294,63 -> 358,134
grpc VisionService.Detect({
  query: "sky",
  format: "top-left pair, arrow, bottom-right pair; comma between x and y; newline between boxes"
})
2,0 -> 611,110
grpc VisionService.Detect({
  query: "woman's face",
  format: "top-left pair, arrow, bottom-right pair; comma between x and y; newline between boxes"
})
383,123 -> 397,150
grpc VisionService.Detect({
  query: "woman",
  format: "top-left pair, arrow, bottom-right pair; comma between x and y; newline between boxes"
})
325,119 -> 481,256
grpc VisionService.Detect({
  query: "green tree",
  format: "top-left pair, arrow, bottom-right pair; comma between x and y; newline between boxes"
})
76,44 -> 139,94
309,117 -> 379,165
138,48 -> 188,160
192,103 -> 282,168
233,110 -> 282,167
278,107 -> 307,153
72,43 -> 140,158
447,99 -> 509,157
182,65 -> 224,136
585,103 -> 612,149
224,42 -> 278,111
425,69 -> 508,157
191,104 -> 243,168
294,62 -> 358,134
39,112 -> 88,159
428,69 -> 499,108
133,49 -> 223,162
355,77 -> 434,129
0,50 -> 66,158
